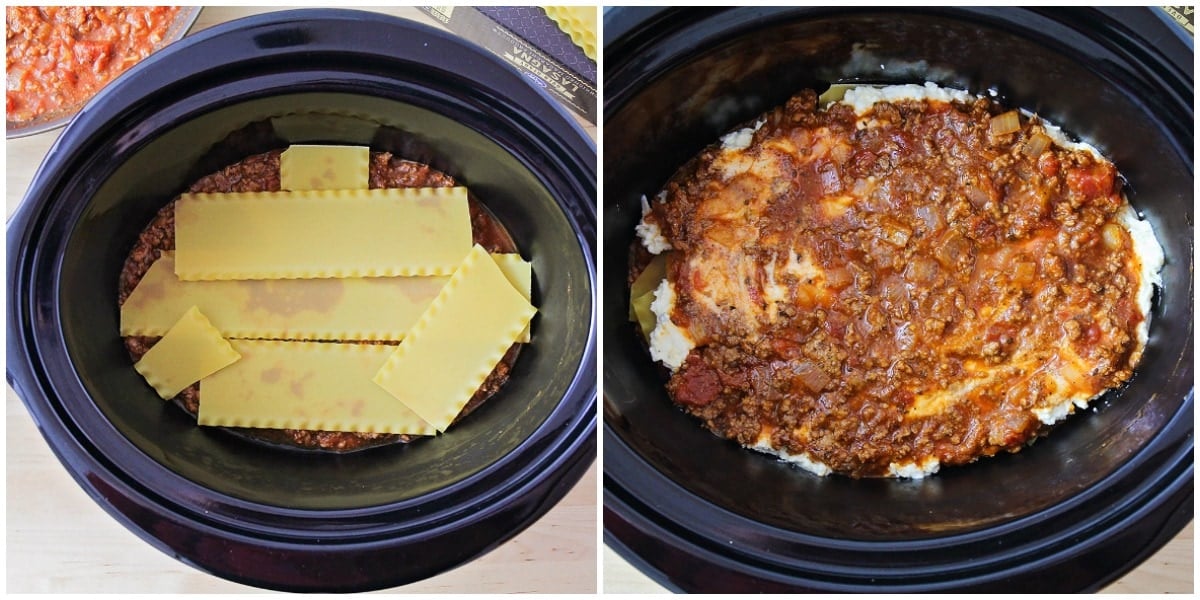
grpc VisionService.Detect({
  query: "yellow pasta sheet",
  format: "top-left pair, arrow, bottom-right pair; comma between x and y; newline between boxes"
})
174,187 -> 471,280
373,244 -> 536,432
122,252 -> 449,341
492,253 -> 533,343
543,6 -> 597,60
134,306 -> 241,399
199,340 -> 436,435
279,145 -> 369,191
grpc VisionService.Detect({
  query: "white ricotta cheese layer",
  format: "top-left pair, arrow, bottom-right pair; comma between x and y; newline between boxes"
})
887,457 -> 941,479
841,82 -> 975,114
719,118 -> 766,151
1119,204 -> 1165,347
636,193 -> 671,255
1038,119 -> 1103,159
751,440 -> 833,477
1032,203 -> 1165,426
648,279 -> 694,371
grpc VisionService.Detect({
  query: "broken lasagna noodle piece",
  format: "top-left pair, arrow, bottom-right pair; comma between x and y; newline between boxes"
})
632,83 -> 1164,478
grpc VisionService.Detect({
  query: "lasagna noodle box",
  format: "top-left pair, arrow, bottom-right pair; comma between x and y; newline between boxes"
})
420,6 -> 597,124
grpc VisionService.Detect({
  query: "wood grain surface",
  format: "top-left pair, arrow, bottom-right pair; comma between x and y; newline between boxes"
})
6,6 -> 597,594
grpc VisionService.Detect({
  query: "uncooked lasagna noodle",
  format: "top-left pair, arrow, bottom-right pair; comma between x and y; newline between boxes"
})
121,251 -> 450,340
133,306 -> 240,400
633,83 -> 1165,478
374,244 -> 537,432
279,144 -> 369,191
173,187 -> 472,280
542,6 -> 597,61
121,251 -> 532,342
492,253 -> 534,343
198,339 -> 437,435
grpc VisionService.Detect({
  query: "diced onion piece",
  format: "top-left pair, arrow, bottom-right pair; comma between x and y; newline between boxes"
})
1101,222 -> 1125,250
793,361 -> 832,393
1055,357 -> 1084,389
881,277 -> 911,309
905,256 -> 939,285
1022,132 -> 1052,157
825,266 -> 854,290
965,185 -> 991,209
935,231 -> 973,269
818,164 -> 842,194
880,218 -> 912,247
1012,261 -> 1037,285
989,110 -> 1021,136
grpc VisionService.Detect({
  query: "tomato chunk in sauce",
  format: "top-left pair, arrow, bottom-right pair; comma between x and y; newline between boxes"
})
7,6 -> 181,124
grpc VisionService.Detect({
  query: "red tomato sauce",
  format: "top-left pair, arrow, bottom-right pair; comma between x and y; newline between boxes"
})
6,6 -> 181,124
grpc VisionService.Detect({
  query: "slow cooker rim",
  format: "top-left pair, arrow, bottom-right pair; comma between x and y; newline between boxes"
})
604,7 -> 1193,100
7,10 -> 596,592
116,9 -> 594,183
602,5 -> 1193,592
605,7 -> 1193,160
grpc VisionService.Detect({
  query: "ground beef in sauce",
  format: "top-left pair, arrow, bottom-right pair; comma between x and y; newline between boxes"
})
120,149 -> 521,452
634,89 -> 1152,477
6,6 -> 182,124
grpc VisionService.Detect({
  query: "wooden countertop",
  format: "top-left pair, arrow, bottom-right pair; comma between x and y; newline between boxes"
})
6,6 -> 596,594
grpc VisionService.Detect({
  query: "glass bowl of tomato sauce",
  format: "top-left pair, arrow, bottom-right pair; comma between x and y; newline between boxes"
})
6,6 -> 201,138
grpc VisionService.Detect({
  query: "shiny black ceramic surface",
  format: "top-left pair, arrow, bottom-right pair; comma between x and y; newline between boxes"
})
7,10 -> 596,592
603,7 -> 1191,592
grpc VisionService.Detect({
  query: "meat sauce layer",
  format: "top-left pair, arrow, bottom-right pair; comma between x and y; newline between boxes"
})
119,150 -> 519,452
7,6 -> 180,124
639,90 -> 1148,477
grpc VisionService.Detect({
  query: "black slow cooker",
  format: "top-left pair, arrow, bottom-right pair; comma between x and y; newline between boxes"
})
8,10 -> 596,592
603,7 -> 1192,593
